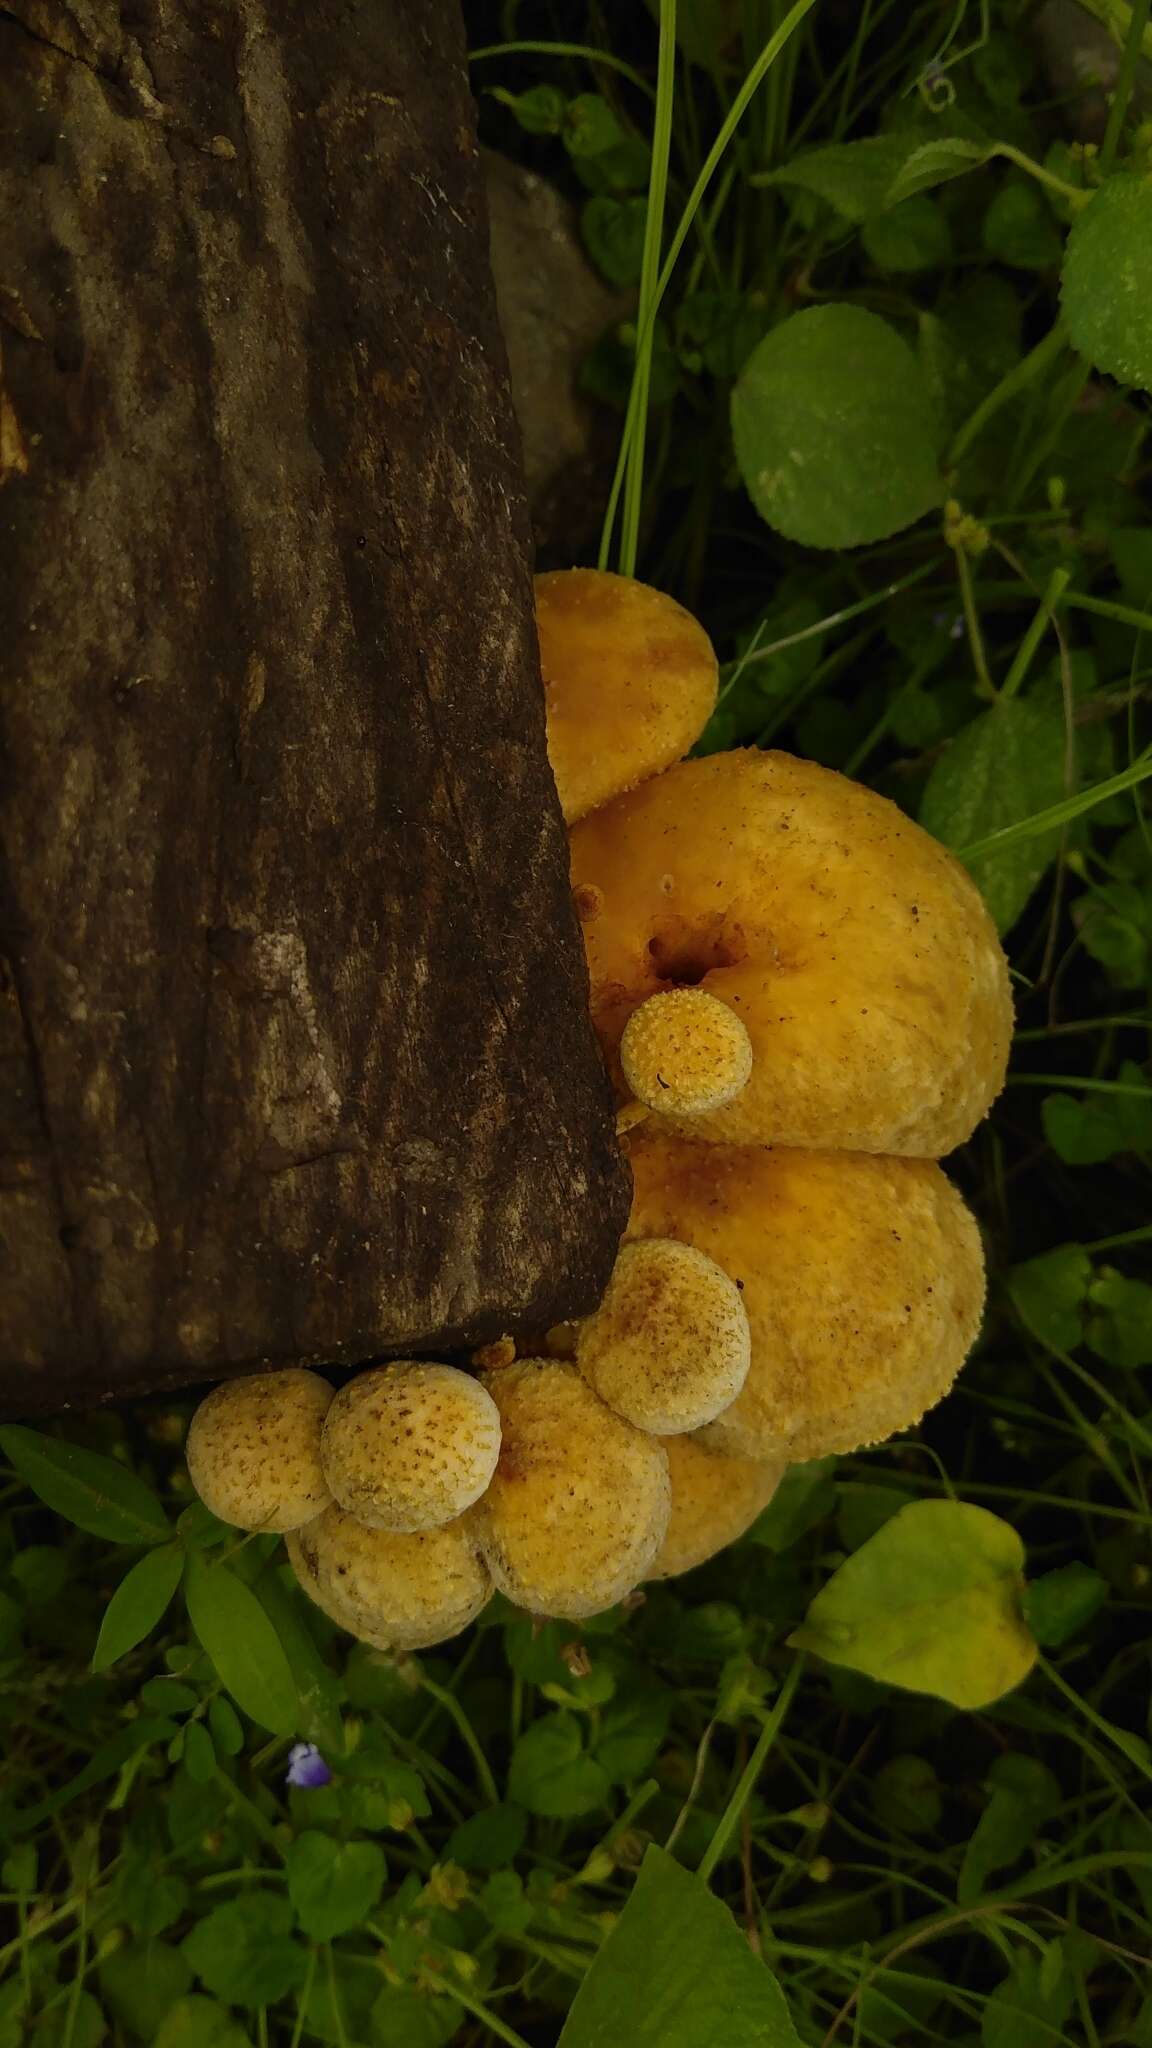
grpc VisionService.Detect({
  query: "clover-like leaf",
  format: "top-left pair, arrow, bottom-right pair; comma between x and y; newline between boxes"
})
788,1500 -> 1037,1709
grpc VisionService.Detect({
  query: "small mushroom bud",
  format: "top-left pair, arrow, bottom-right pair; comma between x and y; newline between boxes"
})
185,1369 -> 332,1533
576,1238 -> 750,1434
321,1363 -> 501,1533
620,988 -> 752,1117
287,1504 -> 491,1650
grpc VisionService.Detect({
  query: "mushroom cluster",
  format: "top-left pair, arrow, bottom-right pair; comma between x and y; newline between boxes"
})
184,569 -> 1012,1650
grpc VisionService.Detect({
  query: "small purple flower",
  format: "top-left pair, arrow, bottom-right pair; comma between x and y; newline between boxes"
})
286,1742 -> 332,1789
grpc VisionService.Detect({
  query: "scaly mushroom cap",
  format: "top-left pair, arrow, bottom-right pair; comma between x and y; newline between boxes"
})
576,1238 -> 750,1434
186,1369 -> 332,1533
569,749 -> 1013,1155
650,1434 -> 786,1578
620,988 -> 753,1117
321,1363 -> 502,1532
627,1129 -> 985,1462
537,569 -> 718,824
287,1505 -> 491,1651
472,1360 -> 671,1619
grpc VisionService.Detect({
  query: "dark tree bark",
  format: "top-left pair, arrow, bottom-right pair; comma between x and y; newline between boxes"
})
0,0 -> 630,1417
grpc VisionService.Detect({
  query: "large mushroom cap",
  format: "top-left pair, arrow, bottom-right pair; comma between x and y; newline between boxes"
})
186,1369 -> 332,1533
627,1128 -> 985,1463
321,1362 -> 502,1532
472,1359 -> 671,1620
651,1434 -> 785,1579
576,1237 -> 750,1435
287,1505 -> 491,1651
536,569 -> 718,825
570,748 -> 1013,1156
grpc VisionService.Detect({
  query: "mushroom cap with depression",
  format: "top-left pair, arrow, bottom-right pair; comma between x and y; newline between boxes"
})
569,748 -> 1013,1156
537,569 -> 718,824
627,1127 -> 986,1463
472,1360 -> 671,1618
186,1369 -> 332,1533
321,1362 -> 501,1532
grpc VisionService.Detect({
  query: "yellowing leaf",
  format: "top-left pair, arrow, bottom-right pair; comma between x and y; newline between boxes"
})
788,1500 -> 1037,1709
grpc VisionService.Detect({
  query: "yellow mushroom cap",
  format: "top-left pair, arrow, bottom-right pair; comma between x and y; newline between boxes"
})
536,569 -> 718,824
321,1363 -> 502,1533
472,1360 -> 671,1620
570,748 -> 1013,1156
186,1369 -> 332,1533
650,1434 -> 785,1578
620,988 -> 753,1117
576,1238 -> 750,1434
287,1505 -> 491,1651
627,1128 -> 985,1463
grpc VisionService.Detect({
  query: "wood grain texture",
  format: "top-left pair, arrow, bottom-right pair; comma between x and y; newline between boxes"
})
0,0 -> 630,1415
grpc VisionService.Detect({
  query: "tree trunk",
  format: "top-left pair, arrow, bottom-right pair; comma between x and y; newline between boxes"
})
0,0 -> 629,1417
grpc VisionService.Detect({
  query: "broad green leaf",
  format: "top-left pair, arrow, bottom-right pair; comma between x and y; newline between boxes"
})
298,1961 -> 378,2047
1043,1064 -> 1152,1164
92,1543 -> 185,1672
98,1939 -> 192,2041
10,1545 -> 68,1604
182,1895 -> 306,2007
885,136 -> 991,207
595,1685 -> 672,1782
184,1554 -> 297,1737
156,1998 -> 256,2048
487,83 -> 565,136
117,1864 -> 189,1938
1073,880 -> 1152,986
557,1845 -> 802,2047
958,1754 -> 1061,1904
982,1941 -> 1076,2048
0,1426 -> 169,1545
563,94 -> 650,196
863,195 -> 953,272
208,1696 -> 244,1756
370,1984 -> 462,2048
1086,1268 -> 1152,1368
675,289 -> 764,380
788,1500 -> 1038,1709
182,1721 -> 217,1785
508,1712 -> 610,1818
920,696 -> 1068,932
480,1869 -> 532,1934
582,195 -> 647,286
870,1755 -> 943,1836
445,1802 -> 527,1871
1009,1243 -> 1091,1352
31,1991 -> 104,2048
1062,175 -> 1152,393
768,136 -> 914,221
286,1832 -> 386,1941
1022,1563 -> 1108,1646
254,1566 -> 344,1751
731,306 -> 941,549
982,177 -> 1063,271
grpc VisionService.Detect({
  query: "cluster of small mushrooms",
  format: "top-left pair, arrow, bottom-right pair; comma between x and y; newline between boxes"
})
186,570 -> 1014,1651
